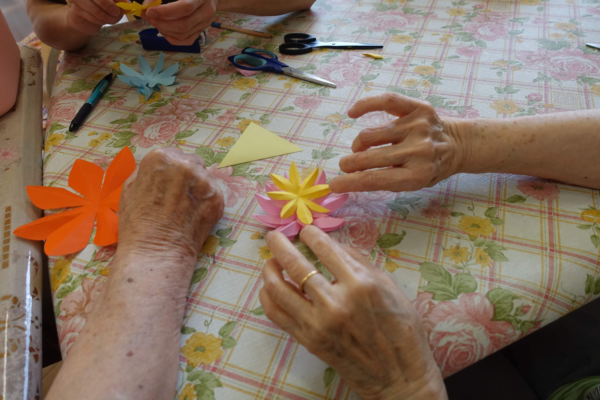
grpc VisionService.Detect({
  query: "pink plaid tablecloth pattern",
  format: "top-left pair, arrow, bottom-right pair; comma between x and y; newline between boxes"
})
44,0 -> 600,398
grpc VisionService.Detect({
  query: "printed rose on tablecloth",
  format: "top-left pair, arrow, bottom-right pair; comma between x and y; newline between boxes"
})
357,9 -> 420,32
428,293 -> 519,377
421,199 -> 451,219
587,7 -> 600,15
463,22 -> 508,41
92,155 -> 115,170
458,107 -> 480,118
330,206 -> 380,254
60,278 -> 106,318
456,46 -> 483,58
339,191 -> 396,217
153,97 -> 203,121
517,48 -> 600,81
94,244 -> 118,262
314,63 -> 363,88
129,115 -> 182,148
293,95 -> 322,110
517,179 -> 560,201
413,292 -> 437,337
208,164 -> 253,208
216,109 -> 237,124
59,315 -> 87,357
315,53 -> 369,88
48,90 -> 89,123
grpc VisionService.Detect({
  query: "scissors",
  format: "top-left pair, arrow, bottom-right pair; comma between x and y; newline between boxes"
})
587,43 -> 600,50
279,33 -> 383,55
228,47 -> 337,88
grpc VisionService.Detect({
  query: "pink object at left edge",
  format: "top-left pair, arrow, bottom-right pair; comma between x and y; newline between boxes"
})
238,69 -> 260,77
252,170 -> 349,239
0,11 -> 20,117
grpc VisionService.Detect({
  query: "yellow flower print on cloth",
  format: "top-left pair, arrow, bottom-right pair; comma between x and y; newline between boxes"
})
458,215 -> 496,237
443,245 -> 470,264
51,258 -> 71,291
181,332 -> 224,367
267,162 -> 331,225
178,384 -> 197,400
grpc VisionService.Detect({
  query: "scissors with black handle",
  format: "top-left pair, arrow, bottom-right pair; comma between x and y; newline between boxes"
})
279,33 -> 383,55
228,47 -> 337,88
587,43 -> 600,50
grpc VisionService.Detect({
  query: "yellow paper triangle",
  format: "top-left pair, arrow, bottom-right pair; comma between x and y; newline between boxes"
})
218,123 -> 303,168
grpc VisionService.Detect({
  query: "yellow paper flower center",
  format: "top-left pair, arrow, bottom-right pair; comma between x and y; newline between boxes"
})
266,162 -> 331,225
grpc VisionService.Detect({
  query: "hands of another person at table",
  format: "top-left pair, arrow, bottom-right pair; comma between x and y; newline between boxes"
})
329,93 -> 467,194
65,0 -> 123,36
260,226 -> 448,400
118,147 -> 224,264
142,0 -> 217,45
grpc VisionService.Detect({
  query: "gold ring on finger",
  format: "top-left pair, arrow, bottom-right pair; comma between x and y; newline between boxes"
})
298,270 -> 321,294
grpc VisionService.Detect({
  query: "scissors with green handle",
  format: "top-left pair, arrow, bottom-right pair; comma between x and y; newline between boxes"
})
227,47 -> 337,88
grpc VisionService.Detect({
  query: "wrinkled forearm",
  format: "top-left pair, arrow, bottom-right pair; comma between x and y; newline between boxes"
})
217,0 -> 315,15
46,250 -> 196,400
26,0 -> 92,50
449,109 -> 600,189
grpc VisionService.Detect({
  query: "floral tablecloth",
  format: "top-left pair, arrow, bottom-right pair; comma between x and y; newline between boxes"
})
44,0 -> 600,398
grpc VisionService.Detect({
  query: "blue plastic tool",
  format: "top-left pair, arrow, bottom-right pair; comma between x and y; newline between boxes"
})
139,28 -> 205,53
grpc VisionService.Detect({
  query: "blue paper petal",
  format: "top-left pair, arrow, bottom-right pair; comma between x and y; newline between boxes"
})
137,85 -> 156,100
153,52 -> 165,76
157,63 -> 179,80
119,63 -> 145,80
138,54 -> 152,77
118,52 -> 179,96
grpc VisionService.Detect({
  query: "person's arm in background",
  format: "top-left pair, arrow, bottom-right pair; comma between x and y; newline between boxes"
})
46,148 -> 224,400
217,0 -> 316,15
329,93 -> 600,193
26,0 -> 123,51
143,0 -> 316,46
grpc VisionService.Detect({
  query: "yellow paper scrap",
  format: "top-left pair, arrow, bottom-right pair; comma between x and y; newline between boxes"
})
218,123 -> 303,168
116,0 -> 161,17
363,53 -> 383,59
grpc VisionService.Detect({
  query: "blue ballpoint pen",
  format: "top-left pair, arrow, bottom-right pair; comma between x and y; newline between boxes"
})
69,73 -> 114,132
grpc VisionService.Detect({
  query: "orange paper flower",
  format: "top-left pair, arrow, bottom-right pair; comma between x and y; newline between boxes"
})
14,147 -> 135,256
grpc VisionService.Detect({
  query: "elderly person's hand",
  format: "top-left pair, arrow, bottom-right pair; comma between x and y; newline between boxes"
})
46,147 -> 225,400
142,0 -> 216,45
260,226 -> 447,400
118,147 -> 224,262
329,93 -> 466,194
65,0 -> 123,36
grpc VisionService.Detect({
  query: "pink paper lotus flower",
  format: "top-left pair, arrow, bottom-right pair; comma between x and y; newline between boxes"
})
253,167 -> 349,239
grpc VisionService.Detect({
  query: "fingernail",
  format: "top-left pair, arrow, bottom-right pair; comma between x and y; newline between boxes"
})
266,231 -> 276,244
329,179 -> 338,192
147,9 -> 157,17
109,5 -> 120,16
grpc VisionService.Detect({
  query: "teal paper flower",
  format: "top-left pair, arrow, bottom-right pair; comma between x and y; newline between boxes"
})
118,52 -> 179,99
